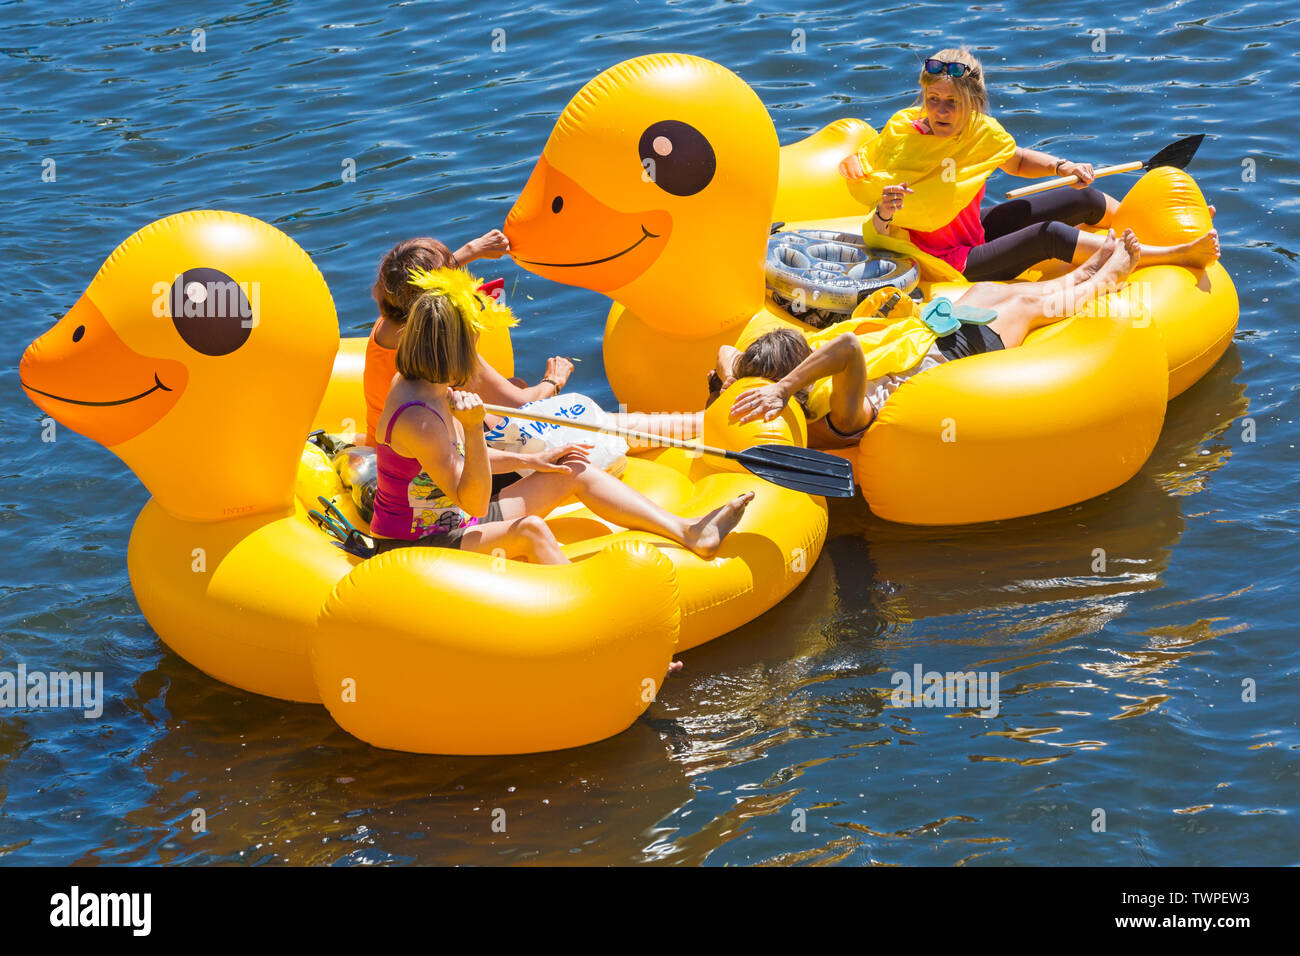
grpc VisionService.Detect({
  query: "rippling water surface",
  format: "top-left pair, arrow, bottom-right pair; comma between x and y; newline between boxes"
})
1,0 -> 1297,865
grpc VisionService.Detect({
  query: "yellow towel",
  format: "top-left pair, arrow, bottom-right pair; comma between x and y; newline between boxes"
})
796,287 -> 944,416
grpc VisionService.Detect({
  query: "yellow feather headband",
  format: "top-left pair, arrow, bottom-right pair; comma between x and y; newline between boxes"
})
406,266 -> 517,332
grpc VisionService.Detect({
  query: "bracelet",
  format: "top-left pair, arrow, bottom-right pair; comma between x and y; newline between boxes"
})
874,206 -> 894,223
1054,159 -> 1066,175
542,377 -> 561,395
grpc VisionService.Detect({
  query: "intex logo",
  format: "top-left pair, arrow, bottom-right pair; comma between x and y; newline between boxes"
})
49,886 -> 151,936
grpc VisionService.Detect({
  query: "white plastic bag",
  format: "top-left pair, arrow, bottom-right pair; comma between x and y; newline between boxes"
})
484,392 -> 628,477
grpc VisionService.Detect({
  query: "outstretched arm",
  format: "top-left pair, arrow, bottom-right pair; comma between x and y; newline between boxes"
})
1000,147 -> 1096,186
451,228 -> 510,267
469,355 -> 572,407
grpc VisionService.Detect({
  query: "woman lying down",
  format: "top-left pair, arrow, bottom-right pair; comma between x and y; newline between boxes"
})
720,228 -> 1139,444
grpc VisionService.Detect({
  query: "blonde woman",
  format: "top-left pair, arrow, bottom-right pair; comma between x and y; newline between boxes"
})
839,47 -> 1218,281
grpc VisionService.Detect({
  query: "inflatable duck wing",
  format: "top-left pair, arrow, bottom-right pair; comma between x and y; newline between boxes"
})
507,55 -> 1239,527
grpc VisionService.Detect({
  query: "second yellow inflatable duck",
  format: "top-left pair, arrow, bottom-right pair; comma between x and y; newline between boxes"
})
503,53 -> 1238,525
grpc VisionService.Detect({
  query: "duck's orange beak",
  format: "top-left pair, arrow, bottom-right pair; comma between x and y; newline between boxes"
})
19,295 -> 188,448
504,156 -> 671,293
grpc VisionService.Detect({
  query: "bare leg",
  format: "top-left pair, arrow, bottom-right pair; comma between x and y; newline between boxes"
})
1094,192 -> 1120,228
1135,230 -> 1219,268
959,230 -> 1118,311
1072,224 -> 1217,269
988,230 -> 1138,347
458,514 -> 569,565
496,462 -> 754,559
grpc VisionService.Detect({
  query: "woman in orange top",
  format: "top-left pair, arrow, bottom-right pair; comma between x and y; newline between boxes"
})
840,47 -> 1218,281
363,234 -> 573,446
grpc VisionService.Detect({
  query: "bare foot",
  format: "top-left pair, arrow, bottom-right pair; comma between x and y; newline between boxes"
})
1208,204 -> 1216,219
683,492 -> 755,559
1174,229 -> 1219,269
667,660 -> 683,676
1089,229 -> 1138,292
1121,227 -> 1141,266
1071,229 -> 1117,284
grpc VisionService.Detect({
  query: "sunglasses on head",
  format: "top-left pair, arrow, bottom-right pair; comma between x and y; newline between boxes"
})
924,58 -> 976,78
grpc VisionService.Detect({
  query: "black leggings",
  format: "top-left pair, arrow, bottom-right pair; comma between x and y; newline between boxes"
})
962,186 -> 1108,282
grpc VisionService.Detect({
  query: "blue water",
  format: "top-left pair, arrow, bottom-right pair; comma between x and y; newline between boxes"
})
2,0 -> 1297,865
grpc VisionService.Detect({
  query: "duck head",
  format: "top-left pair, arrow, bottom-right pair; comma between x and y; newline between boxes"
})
504,53 -> 779,339
20,211 -> 338,522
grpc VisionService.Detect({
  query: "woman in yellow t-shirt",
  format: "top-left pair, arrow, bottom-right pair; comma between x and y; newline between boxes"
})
839,47 -> 1218,281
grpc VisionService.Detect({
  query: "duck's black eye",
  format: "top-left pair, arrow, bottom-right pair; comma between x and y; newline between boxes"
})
72,325 -> 85,342
169,267 -> 253,356
551,196 -> 564,214
638,120 -> 715,197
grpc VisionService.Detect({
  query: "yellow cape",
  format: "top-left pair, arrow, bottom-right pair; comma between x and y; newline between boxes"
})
850,106 -> 1017,280
801,288 -> 942,418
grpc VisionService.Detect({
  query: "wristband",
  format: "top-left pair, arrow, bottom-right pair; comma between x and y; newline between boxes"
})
874,206 -> 894,223
542,377 -> 561,395
1054,159 -> 1066,175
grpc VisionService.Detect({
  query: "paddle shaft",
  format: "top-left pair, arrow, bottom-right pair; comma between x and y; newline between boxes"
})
482,403 -> 857,496
482,403 -> 732,459
1005,160 -> 1143,199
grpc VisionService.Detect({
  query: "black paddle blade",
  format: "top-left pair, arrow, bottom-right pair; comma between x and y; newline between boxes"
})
734,444 -> 857,498
1145,134 -> 1203,172
743,459 -> 857,497
737,443 -> 855,479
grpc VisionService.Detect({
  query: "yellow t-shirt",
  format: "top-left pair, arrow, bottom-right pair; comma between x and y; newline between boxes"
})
850,106 -> 1017,280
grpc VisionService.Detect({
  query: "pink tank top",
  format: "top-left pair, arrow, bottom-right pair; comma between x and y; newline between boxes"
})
370,400 -> 480,540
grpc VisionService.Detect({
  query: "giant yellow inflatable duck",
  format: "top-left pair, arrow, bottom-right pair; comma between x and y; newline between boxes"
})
19,210 -> 827,754
504,53 -> 1238,525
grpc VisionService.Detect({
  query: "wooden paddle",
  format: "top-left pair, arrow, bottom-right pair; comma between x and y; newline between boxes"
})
1005,134 -> 1204,199
483,403 -> 857,498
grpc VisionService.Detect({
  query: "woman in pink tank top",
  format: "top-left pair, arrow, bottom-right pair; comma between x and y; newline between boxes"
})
370,275 -> 756,564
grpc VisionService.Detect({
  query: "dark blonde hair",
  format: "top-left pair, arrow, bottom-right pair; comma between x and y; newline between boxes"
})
395,292 -> 478,386
737,329 -> 814,416
372,238 -> 454,324
917,47 -> 989,125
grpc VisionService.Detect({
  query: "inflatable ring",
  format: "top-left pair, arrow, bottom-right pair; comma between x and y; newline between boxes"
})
504,53 -> 1239,525
20,210 -> 828,754
765,229 -> 919,326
